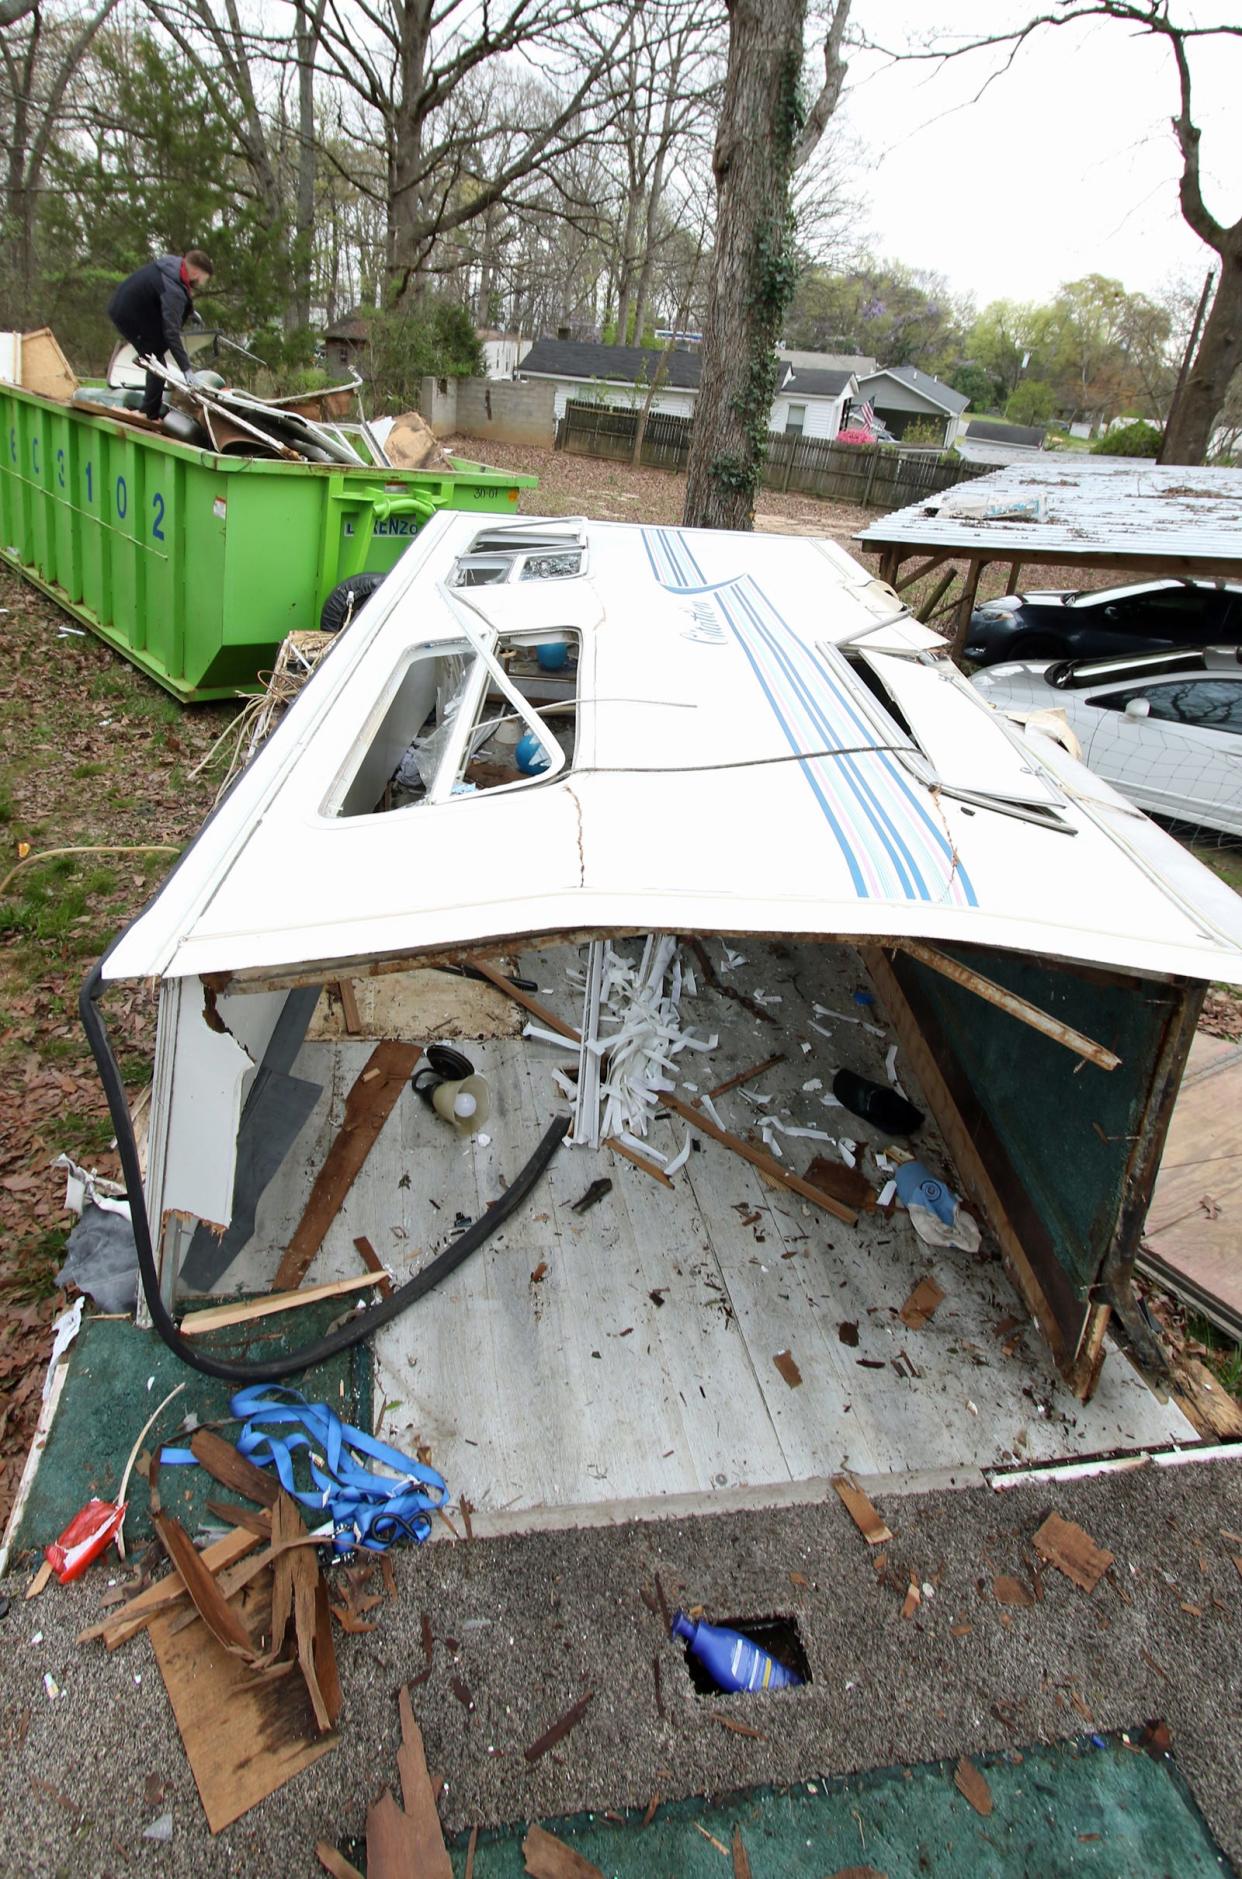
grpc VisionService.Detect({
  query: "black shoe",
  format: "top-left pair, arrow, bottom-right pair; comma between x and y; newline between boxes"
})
832,1068 -> 923,1136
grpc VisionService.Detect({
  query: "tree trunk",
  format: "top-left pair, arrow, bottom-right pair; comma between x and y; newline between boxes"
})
683,0 -> 807,531
387,0 -> 434,305
1161,246 -> 1241,464
290,0 -> 325,331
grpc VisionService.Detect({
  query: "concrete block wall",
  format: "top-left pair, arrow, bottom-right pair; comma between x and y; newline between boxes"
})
419,375 -> 555,446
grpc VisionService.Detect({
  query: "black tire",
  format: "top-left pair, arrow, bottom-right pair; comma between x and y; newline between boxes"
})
319,570 -> 386,634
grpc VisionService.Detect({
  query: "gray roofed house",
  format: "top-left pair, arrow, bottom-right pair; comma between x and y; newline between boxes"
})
518,337 -> 858,440
854,363 -> 971,449
518,337 -> 703,393
778,348 -> 878,377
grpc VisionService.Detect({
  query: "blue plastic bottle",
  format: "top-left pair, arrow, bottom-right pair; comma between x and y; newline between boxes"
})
671,1610 -> 801,1692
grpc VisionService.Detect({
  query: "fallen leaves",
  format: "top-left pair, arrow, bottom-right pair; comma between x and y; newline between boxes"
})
953,1756 -> 993,1817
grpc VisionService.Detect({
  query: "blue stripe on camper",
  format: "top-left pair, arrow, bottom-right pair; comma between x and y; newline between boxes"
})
641,527 -> 976,907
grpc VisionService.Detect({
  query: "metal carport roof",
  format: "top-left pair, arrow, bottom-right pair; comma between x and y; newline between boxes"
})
855,459 -> 1242,654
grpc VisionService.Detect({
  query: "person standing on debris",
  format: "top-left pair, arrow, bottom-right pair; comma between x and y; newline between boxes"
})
106,250 -> 213,421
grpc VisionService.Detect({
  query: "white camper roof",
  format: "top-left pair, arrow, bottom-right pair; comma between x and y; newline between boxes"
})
104,510 -> 1242,989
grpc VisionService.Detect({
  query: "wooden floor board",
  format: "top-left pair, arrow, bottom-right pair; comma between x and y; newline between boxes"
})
198,940 -> 1196,1524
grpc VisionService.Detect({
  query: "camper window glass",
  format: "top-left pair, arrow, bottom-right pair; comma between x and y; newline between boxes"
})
327,631 -> 579,817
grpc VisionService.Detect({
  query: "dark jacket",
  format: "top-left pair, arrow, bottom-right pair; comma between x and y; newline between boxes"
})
107,256 -> 194,372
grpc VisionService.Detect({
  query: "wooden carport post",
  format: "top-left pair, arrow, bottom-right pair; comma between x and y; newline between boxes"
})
950,558 -> 989,662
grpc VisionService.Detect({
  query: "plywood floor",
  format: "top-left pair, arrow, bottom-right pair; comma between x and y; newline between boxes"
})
1142,1033 -> 1242,1336
207,941 -> 1194,1526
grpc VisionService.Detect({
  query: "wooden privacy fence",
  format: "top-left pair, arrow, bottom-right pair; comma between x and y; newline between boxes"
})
556,398 -> 989,508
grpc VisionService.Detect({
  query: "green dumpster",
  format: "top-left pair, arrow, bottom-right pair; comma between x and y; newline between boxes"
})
0,383 -> 536,700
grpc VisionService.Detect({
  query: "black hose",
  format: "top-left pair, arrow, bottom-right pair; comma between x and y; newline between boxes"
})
80,957 -> 569,1384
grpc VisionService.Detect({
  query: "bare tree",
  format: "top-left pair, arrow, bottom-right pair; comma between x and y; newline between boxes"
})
311,0 -> 638,307
684,0 -> 851,530
0,0 -> 122,313
869,4 -> 1240,465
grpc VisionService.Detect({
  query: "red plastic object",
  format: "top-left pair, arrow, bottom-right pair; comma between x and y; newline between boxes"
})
45,1498 -> 127,1584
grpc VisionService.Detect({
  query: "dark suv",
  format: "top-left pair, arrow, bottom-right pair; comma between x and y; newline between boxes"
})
965,578 -> 1242,667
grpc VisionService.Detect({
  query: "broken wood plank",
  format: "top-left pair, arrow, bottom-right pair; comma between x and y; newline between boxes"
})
293,1543 -> 333,1733
893,939 -> 1120,1071
831,1474 -> 893,1546
153,1512 -> 255,1658
524,1691 -> 593,1763
605,1135 -> 674,1188
312,1573 -> 344,1728
707,1053 -> 786,1100
182,1269 -> 382,1336
316,1845 -> 364,1879
366,1788 -> 416,1879
78,1528 -> 259,1647
522,1824 -> 605,1879
149,1580 -> 336,1833
803,1153 -> 876,1212
396,1686 -> 453,1879
732,1826 -> 753,1879
1033,1512 -> 1115,1592
272,1040 -> 421,1290
336,979 -> 362,1035
464,956 -> 579,1041
773,1349 -> 803,1389
190,1428 -> 281,1507
205,1498 -> 272,1539
899,1275 -> 946,1330
355,1233 -> 395,1300
660,1090 -> 857,1224
1167,1353 -> 1242,1442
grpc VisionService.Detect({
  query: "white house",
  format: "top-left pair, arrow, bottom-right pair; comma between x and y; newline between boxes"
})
477,330 -> 528,379
517,338 -> 856,438
852,364 -> 970,448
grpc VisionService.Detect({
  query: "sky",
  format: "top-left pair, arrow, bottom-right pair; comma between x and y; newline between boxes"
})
835,1 -> 1239,310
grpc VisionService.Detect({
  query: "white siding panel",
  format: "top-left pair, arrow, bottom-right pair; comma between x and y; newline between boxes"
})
803,397 -> 843,439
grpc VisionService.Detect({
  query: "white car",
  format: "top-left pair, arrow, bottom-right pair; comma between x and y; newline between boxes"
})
971,646 -> 1242,837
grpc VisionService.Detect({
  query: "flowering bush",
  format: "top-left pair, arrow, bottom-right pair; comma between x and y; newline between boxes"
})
836,426 -> 876,446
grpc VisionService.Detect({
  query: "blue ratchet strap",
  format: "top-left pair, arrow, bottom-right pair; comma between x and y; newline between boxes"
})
225,1385 -> 448,1553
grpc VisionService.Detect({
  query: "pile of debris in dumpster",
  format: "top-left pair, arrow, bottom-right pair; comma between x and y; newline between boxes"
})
77,356 -> 399,469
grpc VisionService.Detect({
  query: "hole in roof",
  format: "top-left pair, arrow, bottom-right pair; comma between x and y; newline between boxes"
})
326,631 -> 579,817
842,650 -> 914,739
451,523 -> 586,587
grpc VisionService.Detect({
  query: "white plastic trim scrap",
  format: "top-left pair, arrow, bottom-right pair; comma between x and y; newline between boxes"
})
813,1003 -> 886,1038
573,936 -> 716,1156
884,1044 -> 909,1100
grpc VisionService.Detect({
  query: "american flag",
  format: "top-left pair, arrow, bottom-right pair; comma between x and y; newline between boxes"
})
858,400 -> 876,429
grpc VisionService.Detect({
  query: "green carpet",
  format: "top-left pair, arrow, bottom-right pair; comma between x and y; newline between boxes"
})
7,1305 -> 372,1558
445,1732 -> 1231,1877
